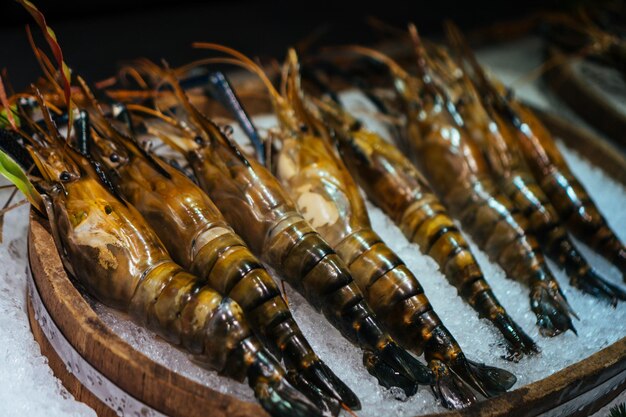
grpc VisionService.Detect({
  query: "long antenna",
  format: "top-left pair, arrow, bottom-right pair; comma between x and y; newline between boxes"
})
207,71 -> 265,164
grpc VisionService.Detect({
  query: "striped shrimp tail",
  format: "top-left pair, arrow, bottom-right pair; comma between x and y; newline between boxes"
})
430,359 -> 476,409
553,232 -> 626,302
571,268 -> 626,305
290,359 -> 361,411
530,281 -> 577,336
363,341 -> 433,397
449,353 -> 517,399
492,312 -> 540,360
250,351 -> 324,417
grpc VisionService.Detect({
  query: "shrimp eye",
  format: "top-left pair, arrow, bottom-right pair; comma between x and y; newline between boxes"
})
110,153 -> 120,163
104,205 -> 113,215
60,171 -> 71,182
194,136 -> 204,144
222,125 -> 234,136
351,121 -> 362,131
299,124 -> 309,133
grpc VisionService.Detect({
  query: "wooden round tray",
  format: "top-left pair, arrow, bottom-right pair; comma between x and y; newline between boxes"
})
27,109 -> 626,417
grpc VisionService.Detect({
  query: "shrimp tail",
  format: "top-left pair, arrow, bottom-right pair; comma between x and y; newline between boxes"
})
286,370 -> 342,417
427,334 -> 515,402
492,312 -> 541,360
555,239 -> 626,302
572,268 -> 626,304
295,360 -> 361,410
453,356 -> 517,396
363,341 -> 434,396
249,352 -> 323,417
429,359 -> 476,409
530,282 -> 577,336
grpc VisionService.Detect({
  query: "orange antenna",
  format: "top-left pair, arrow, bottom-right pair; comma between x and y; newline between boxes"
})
325,44 -> 410,81
192,43 -> 284,106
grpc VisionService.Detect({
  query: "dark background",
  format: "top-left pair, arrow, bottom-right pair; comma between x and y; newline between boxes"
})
1,0 -> 572,90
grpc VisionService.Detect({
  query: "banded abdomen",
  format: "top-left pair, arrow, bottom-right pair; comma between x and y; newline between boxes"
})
332,124 -> 537,358
444,175 -> 575,336
501,170 -> 626,301
53,175 -> 321,417
88,139 -> 357,411
538,167 -> 626,279
187,137 -> 433,398
500,100 -> 625,280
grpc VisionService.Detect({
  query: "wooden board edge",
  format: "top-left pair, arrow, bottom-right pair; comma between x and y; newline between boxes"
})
27,294 -> 116,417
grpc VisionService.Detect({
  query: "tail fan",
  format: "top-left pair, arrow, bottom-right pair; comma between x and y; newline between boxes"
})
249,352 -> 323,417
363,341 -> 433,397
449,353 -> 517,398
299,360 -> 361,410
530,283 -> 577,336
492,313 -> 540,360
286,371 -> 341,417
430,359 -> 476,409
573,268 -> 626,304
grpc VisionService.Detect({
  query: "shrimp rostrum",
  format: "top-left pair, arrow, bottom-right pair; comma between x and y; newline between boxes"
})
123,58 -> 433,399
74,78 -> 358,414
1,94 -> 321,417
253,49 -> 518,409
340,27 -> 577,337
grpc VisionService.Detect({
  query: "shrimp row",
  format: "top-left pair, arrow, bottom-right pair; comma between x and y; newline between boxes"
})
337,29 -> 577,336
311,92 -> 538,359
179,47 -> 519,409
0,95 -> 320,417
119,61 -> 435,400
443,23 -> 626,283
430,31 -> 626,303
73,83 -> 358,413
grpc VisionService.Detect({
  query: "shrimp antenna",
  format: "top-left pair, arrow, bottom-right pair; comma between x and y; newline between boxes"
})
323,44 -> 410,82
206,71 -> 265,165
444,21 -> 524,128
407,23 -> 447,99
444,21 -> 500,102
154,65 -> 253,168
75,76 -> 172,179
284,49 -> 323,135
18,0 -> 74,140
192,43 -> 283,105
190,43 -> 301,134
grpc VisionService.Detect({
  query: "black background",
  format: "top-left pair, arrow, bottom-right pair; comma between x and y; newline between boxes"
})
1,0 -> 569,90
